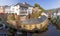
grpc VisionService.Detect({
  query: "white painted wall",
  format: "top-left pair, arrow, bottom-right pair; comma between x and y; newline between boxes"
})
28,7 -> 33,14
10,5 -> 20,15
53,13 -> 57,18
5,7 -> 11,13
41,12 -> 48,17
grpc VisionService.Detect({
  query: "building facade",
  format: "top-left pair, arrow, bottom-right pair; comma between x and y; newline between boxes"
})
5,2 -> 33,21
21,15 -> 48,31
5,2 -> 33,15
5,6 -> 11,13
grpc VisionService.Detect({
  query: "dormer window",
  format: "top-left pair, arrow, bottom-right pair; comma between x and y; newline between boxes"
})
23,2 -> 27,5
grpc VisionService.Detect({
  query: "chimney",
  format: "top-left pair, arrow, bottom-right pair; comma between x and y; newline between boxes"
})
23,2 -> 27,4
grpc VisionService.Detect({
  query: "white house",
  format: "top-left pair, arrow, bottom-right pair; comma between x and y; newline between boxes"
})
41,11 -> 53,18
15,2 -> 33,15
52,8 -> 60,19
57,9 -> 60,16
41,12 -> 48,18
5,6 -> 11,13
10,5 -> 20,15
5,2 -> 33,21
5,2 -> 33,16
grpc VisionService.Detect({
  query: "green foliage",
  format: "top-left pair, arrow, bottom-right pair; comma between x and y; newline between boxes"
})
39,6 -> 45,12
47,9 -> 54,12
34,3 -> 45,12
34,3 -> 40,7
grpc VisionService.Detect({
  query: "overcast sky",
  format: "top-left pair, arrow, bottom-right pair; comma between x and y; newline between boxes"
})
0,0 -> 60,10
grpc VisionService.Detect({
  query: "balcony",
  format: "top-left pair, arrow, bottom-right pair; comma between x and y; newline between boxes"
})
20,10 -> 28,15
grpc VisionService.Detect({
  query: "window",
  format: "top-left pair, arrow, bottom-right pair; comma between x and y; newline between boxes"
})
16,9 -> 18,11
12,8 -> 14,10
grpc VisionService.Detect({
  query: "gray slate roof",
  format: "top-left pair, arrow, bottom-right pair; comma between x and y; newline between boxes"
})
5,5 -> 10,9
21,15 -> 47,24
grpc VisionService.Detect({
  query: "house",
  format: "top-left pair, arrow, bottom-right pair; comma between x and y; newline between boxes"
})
15,2 -> 33,21
5,2 -> 33,21
6,2 -> 33,15
41,11 -> 49,18
5,6 -> 11,13
57,8 -> 60,16
41,11 -> 53,18
0,6 -> 7,24
41,12 -> 48,18
52,8 -> 60,20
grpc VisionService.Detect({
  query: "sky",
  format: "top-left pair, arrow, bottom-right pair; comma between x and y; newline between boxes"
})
0,0 -> 60,10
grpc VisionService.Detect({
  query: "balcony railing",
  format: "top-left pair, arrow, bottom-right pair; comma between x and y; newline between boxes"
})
20,10 -> 28,15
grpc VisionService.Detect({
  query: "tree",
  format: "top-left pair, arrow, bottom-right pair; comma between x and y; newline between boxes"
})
34,3 -> 45,12
34,3 -> 40,7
